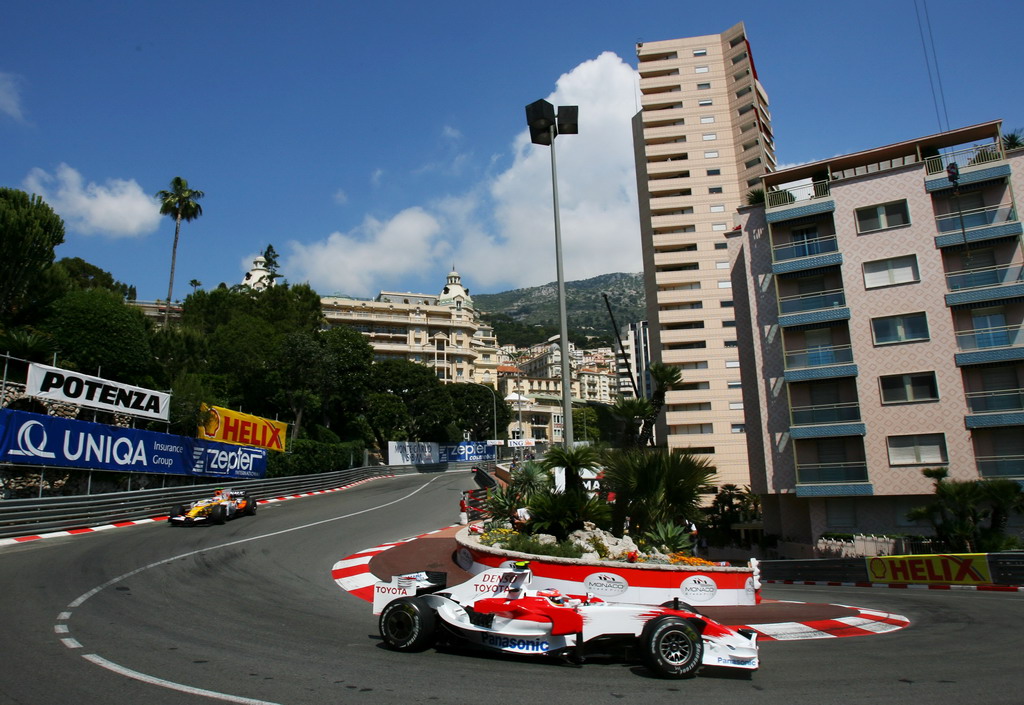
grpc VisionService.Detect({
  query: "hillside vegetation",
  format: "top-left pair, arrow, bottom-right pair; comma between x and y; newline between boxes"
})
473,272 -> 646,348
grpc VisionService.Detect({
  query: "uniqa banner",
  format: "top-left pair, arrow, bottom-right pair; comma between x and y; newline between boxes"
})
198,404 -> 287,452
0,408 -> 266,479
26,363 -> 170,422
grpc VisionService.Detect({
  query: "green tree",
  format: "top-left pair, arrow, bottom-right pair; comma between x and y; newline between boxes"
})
155,176 -> 204,326
638,362 -> 682,447
610,396 -> 653,448
56,257 -> 132,297
573,404 -> 601,443
542,444 -> 601,495
601,448 -> 716,538
1001,129 -> 1023,151
261,244 -> 282,285
0,188 -> 65,327
370,359 -> 456,444
42,288 -> 153,383
189,279 -> 201,294
448,383 -> 512,441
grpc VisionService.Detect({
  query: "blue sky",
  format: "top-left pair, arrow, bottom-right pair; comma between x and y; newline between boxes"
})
2,0 -> 1022,302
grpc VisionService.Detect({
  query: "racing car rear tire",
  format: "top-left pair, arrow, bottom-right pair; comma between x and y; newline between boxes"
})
379,596 -> 437,652
640,616 -> 703,679
212,504 -> 227,525
246,496 -> 257,516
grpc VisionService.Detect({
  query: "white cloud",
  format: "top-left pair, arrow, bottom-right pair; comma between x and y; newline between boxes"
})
0,72 -> 26,122
285,207 -> 444,297
333,188 -> 348,205
288,52 -> 642,295
23,164 -> 161,237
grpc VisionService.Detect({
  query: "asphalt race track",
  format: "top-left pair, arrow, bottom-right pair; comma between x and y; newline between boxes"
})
1,471 -> 1022,705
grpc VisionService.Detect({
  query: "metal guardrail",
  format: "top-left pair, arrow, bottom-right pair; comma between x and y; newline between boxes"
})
0,462 -> 488,540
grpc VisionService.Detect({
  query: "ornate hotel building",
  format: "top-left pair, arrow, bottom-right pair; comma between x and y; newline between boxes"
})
632,22 -> 775,486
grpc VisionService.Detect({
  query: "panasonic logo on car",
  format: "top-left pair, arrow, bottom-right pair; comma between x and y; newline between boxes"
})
680,575 -> 718,603
482,634 -> 550,652
584,572 -> 629,597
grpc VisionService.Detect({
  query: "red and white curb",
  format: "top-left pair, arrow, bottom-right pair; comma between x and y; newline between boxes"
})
737,602 -> 910,641
765,578 -> 1024,593
0,476 -> 390,548
330,534 -> 910,641
331,527 -> 452,603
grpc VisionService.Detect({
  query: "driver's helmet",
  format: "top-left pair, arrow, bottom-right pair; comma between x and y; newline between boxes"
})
538,588 -> 565,605
213,489 -> 223,498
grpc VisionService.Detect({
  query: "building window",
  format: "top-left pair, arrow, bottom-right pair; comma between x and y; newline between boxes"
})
697,82 -> 711,90
872,312 -> 929,345
695,65 -> 709,73
721,300 -> 734,307
724,340 -> 738,347
700,115 -> 715,124
712,223 -> 728,231
707,168 -> 721,175
709,186 -> 724,194
729,401 -> 744,410
856,200 -> 910,233
714,242 -> 728,250
693,48 -> 707,56
702,133 -> 718,141
887,433 -> 948,465
678,423 -> 713,434
704,150 -> 719,158
698,98 -> 713,106
725,359 -> 740,367
731,423 -> 746,433
727,380 -> 742,388
863,255 -> 920,289
880,372 -> 939,404
825,499 -> 857,528
710,204 -> 725,212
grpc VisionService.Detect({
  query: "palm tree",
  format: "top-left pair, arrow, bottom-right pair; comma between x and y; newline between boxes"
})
611,397 -> 653,448
155,177 -> 205,326
189,279 -> 202,294
541,444 -> 601,495
638,362 -> 682,447
1001,129 -> 1023,152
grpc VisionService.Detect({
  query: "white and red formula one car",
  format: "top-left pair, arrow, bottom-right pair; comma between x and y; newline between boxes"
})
373,561 -> 758,679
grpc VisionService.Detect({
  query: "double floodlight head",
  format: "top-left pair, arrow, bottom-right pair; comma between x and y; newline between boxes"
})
525,99 -> 579,146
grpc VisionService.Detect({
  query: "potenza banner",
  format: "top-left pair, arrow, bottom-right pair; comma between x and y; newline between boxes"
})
26,363 -> 170,422
198,405 -> 287,452
0,408 -> 266,479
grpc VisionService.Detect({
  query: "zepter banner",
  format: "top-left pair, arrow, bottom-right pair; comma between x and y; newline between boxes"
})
198,404 -> 287,452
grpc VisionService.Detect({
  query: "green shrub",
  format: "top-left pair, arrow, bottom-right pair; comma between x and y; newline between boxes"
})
641,521 -> 694,553
500,533 -> 584,559
266,438 -> 364,477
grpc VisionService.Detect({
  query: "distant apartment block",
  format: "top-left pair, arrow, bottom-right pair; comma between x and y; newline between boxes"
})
633,22 -> 775,486
730,120 -> 1024,544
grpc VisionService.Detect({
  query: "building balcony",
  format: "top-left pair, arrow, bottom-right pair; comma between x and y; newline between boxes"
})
934,202 -> 1021,249
944,261 -> 1024,306
954,323 -> 1024,366
795,461 -> 870,485
965,388 -> 1024,428
783,345 -> 857,382
975,455 -> 1024,479
777,289 -> 850,328
791,401 -> 861,427
764,181 -> 834,224
924,143 -> 1008,193
771,235 -> 842,275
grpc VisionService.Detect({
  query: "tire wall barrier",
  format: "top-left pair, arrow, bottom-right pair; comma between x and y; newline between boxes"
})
761,552 -> 1024,587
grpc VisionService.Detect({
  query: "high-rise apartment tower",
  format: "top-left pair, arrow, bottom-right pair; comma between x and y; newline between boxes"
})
632,22 -> 775,486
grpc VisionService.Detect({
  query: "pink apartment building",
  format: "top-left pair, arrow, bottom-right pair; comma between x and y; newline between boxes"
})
731,120 -> 1024,545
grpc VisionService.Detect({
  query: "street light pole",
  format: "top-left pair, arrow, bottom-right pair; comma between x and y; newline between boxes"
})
469,381 -> 498,442
526,99 -> 577,448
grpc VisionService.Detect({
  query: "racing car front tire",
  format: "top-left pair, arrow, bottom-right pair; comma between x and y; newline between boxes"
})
168,505 -> 186,526
640,617 -> 703,679
379,596 -> 437,652
212,504 -> 227,525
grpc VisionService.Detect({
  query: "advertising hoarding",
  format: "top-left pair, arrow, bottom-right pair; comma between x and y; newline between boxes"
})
0,408 -> 266,479
26,363 -> 170,422
198,404 -> 287,452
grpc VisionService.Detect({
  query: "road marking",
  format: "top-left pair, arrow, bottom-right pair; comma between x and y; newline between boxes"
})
57,474 -> 445,703
83,654 -> 282,705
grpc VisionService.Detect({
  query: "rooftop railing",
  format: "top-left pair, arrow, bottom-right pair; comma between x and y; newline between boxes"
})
765,180 -> 831,209
925,142 -> 1004,176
